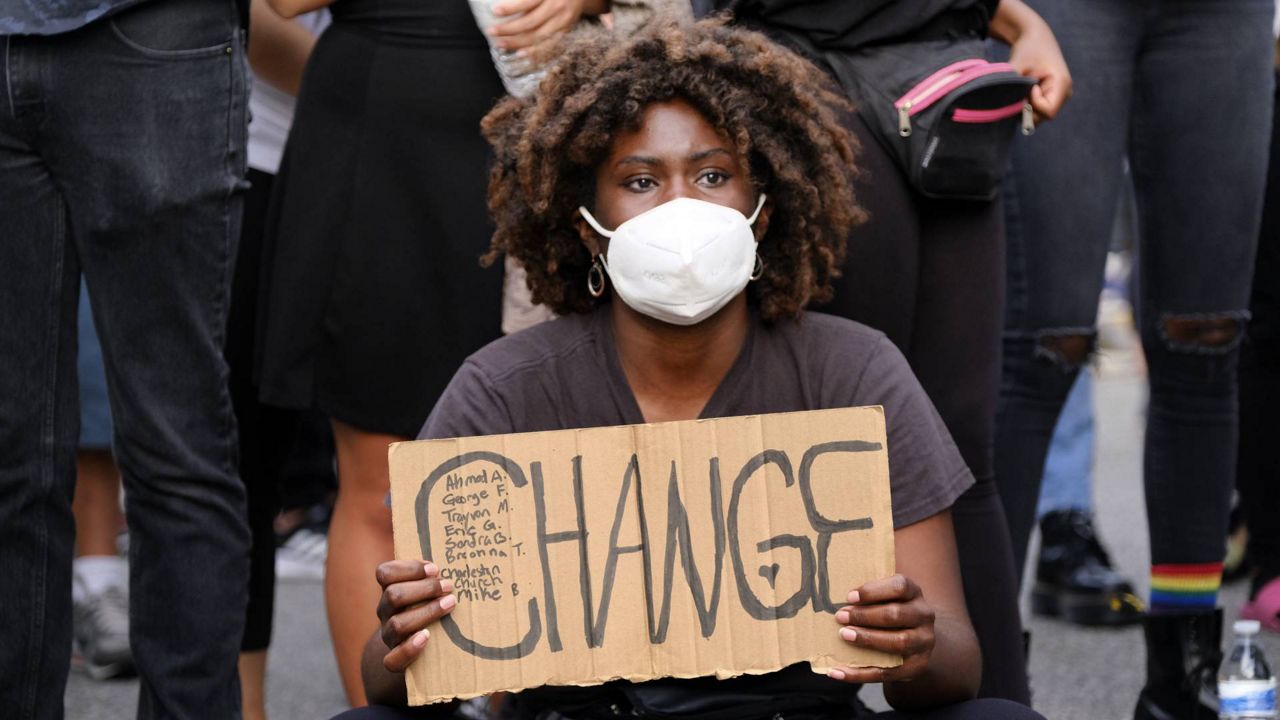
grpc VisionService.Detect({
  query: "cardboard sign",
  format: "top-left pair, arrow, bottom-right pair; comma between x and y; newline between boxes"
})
388,406 -> 898,705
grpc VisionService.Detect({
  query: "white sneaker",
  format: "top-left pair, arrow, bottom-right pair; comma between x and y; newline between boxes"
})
72,580 -> 133,680
275,528 -> 327,582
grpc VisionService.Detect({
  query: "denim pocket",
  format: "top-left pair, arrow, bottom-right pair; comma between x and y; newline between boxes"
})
109,0 -> 236,59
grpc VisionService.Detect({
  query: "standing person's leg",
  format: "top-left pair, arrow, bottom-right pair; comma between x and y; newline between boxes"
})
1003,153 -> 1144,629
1238,68 -> 1280,628
822,114 -> 1028,703
914,191 -> 1028,704
73,450 -> 123,556
328,420 -> 403,707
75,280 -> 124,560
1029,368 -> 1143,625
71,447 -> 131,680
46,0 -> 253,714
996,0 -> 1141,581
228,168 -> 301,720
1035,371 -> 1094,520
822,121 -> 920,353
0,37 -> 83,719
1128,3 -> 1274,716
74,289 -> 125,561
1131,0 -> 1272,619
72,281 -> 133,679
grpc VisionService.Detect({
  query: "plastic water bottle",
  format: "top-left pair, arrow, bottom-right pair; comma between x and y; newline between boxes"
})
468,0 -> 545,98
1219,620 -> 1277,719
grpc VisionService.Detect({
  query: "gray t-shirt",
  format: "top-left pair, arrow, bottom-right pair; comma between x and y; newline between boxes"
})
420,307 -> 972,530
417,308 -> 974,717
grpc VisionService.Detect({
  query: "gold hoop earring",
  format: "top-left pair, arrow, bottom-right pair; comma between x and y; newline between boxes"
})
750,252 -> 765,281
587,257 -> 607,298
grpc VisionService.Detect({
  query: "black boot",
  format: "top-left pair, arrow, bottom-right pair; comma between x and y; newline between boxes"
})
1032,509 -> 1145,625
1134,610 -> 1223,720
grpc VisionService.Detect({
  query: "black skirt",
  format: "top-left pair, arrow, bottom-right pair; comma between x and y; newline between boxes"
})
256,0 -> 506,437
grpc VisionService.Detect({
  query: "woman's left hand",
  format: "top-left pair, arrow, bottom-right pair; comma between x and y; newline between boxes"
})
826,574 -> 937,684
487,0 -> 590,52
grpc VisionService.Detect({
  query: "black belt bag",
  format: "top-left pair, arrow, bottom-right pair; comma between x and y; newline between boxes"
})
824,38 -> 1036,201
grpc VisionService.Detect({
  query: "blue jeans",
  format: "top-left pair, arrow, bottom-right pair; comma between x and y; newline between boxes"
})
995,0 -> 1275,580
0,0 -> 251,716
77,279 -> 114,450
1036,370 -> 1094,519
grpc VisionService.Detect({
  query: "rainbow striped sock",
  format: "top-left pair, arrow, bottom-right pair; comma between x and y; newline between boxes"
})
1149,563 -> 1222,613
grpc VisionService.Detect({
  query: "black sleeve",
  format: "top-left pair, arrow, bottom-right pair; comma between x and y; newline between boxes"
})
719,0 -> 996,51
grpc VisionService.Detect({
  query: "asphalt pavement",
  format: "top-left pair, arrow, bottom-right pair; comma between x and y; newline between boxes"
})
63,342 -> 1280,720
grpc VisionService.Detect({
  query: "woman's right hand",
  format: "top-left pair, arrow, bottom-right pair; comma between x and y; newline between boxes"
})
375,559 -> 458,673
988,0 -> 1072,122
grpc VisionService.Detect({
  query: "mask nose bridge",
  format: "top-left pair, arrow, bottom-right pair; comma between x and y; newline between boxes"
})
578,194 -> 766,243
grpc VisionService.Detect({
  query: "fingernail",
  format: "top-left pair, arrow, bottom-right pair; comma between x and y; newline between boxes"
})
440,579 -> 454,593
440,594 -> 457,611
840,627 -> 857,642
846,590 -> 860,604
424,563 -> 439,577
413,629 -> 429,647
835,610 -> 850,624
828,669 -> 846,681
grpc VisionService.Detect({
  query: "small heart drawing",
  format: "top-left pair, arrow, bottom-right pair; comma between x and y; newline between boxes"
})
759,563 -> 782,587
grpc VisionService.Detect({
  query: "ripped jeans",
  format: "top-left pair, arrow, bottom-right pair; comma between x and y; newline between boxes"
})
993,0 -> 1276,581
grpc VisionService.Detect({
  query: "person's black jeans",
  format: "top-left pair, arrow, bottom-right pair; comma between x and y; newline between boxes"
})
0,0 -> 251,716
995,0 -> 1275,583
818,115 -> 1028,704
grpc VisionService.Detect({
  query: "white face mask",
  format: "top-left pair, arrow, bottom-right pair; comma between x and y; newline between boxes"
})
578,195 -> 766,326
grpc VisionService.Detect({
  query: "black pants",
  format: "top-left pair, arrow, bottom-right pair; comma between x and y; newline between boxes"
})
0,2 -> 251,714
1239,71 -> 1280,598
227,169 -> 297,651
994,0 -> 1273,584
228,169 -> 337,651
815,114 -> 1029,704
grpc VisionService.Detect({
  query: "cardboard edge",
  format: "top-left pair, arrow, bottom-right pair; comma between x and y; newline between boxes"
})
414,648 -> 902,705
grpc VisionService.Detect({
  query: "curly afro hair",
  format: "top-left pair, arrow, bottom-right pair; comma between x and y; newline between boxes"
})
481,18 -> 864,321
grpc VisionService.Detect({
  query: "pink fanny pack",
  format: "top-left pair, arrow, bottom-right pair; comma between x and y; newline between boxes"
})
825,40 -> 1037,201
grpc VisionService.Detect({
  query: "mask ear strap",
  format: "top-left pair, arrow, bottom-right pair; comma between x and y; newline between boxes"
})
577,207 -> 615,238
745,194 -> 767,225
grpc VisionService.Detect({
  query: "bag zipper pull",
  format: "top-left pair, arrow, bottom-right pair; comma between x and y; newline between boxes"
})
1021,102 -> 1035,136
898,104 -> 912,137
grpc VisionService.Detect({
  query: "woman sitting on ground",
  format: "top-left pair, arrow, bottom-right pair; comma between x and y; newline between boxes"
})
341,20 -> 1044,720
